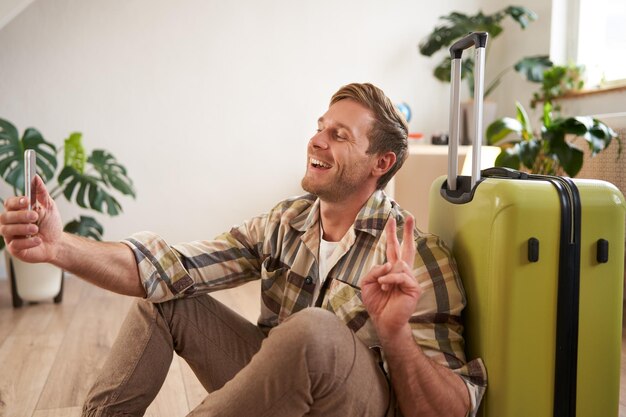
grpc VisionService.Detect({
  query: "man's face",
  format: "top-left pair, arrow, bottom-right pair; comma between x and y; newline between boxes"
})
301,99 -> 377,202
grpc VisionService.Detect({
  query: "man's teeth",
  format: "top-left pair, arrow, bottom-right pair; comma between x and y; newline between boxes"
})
311,158 -> 331,168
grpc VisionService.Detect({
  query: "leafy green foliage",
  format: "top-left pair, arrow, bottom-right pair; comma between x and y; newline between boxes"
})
64,132 -> 87,173
487,102 -> 619,177
0,119 -> 57,195
0,118 -> 136,246
483,55 -> 552,97
89,150 -> 136,198
531,64 -> 585,109
418,6 -> 546,97
57,166 -> 123,216
419,7 -> 537,56
514,56 -> 554,82
63,215 -> 104,240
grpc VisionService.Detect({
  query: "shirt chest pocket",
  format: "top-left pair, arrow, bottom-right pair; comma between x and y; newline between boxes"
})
260,258 -> 316,324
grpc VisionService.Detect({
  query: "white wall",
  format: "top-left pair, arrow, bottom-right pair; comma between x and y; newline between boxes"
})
0,0 -> 485,257
0,0 -> 35,29
482,0 -> 554,120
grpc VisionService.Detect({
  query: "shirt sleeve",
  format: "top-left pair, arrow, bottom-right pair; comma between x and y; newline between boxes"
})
122,214 -> 268,303
410,232 -> 487,417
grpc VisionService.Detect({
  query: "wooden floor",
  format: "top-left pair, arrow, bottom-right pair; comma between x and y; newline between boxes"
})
0,275 -> 625,416
0,276 -> 260,417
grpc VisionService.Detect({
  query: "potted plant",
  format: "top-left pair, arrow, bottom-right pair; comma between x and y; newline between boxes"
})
530,64 -> 585,110
485,101 -> 620,176
0,118 -> 136,307
418,6 -> 553,144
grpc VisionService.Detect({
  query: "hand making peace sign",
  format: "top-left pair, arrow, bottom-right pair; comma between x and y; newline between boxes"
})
361,215 -> 423,339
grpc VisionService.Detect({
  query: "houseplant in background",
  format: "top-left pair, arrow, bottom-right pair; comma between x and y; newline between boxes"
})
485,101 -> 620,177
0,118 -> 136,307
530,63 -> 585,110
418,6 -> 553,144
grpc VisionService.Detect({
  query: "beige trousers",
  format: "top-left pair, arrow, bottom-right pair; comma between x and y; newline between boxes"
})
82,295 -> 391,416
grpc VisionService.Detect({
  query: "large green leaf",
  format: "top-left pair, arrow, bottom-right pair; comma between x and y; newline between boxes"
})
418,21 -> 472,56
494,145 -> 522,170
513,55 -> 553,82
560,117 -> 593,136
486,117 -> 523,145
515,101 -> 534,140
0,119 -> 57,194
518,139 -> 541,169
551,140 -> 584,177
585,119 -> 618,156
548,116 -> 617,158
542,102 -> 554,128
0,119 -> 18,141
64,132 -> 87,173
543,128 -> 565,153
88,149 -> 136,198
503,6 -> 538,29
58,166 -> 122,216
63,215 -> 104,240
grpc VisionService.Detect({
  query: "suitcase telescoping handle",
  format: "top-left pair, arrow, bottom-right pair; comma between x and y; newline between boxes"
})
447,32 -> 488,192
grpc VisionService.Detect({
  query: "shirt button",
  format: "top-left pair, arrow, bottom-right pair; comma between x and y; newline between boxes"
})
305,277 -> 313,285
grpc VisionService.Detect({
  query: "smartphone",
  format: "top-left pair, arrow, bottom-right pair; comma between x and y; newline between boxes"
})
24,149 -> 36,211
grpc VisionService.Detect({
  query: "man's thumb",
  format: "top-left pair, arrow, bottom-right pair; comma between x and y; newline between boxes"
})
33,174 -> 53,207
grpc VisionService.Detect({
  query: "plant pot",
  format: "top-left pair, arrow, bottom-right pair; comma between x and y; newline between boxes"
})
461,100 -> 498,145
5,252 -> 64,308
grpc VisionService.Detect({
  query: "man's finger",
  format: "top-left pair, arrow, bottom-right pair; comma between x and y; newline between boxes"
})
401,215 -> 416,265
3,196 -> 29,211
385,216 -> 400,263
377,272 -> 419,288
7,236 -> 42,251
361,262 -> 393,285
0,209 -> 38,226
33,175 -> 52,208
1,224 -> 39,238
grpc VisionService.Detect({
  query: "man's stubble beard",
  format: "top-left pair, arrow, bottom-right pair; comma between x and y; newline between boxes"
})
301,163 -> 366,203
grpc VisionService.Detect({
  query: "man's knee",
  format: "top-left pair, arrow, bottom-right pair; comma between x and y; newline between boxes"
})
281,307 -> 345,335
271,308 -> 353,359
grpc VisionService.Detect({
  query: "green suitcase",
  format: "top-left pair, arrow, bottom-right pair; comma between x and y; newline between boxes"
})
429,173 -> 625,417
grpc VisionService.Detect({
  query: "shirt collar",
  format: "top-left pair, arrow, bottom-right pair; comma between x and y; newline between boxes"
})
289,195 -> 320,232
289,190 -> 393,238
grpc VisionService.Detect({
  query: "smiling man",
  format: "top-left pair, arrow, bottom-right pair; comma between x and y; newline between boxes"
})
0,83 -> 485,417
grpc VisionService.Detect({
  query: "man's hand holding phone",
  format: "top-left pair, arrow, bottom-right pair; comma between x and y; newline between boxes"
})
0,150 -> 63,263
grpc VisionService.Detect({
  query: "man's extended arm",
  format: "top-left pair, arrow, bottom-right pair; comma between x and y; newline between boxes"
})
0,175 -> 145,297
361,216 -> 470,417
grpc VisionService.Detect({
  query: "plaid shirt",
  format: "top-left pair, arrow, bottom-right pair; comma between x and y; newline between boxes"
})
123,190 -> 486,416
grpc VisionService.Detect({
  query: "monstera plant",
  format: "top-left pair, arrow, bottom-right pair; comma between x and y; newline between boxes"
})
418,6 -> 553,97
0,118 -> 136,249
486,102 -> 620,177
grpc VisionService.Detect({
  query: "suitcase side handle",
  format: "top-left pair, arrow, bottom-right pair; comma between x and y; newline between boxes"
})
447,32 -> 489,193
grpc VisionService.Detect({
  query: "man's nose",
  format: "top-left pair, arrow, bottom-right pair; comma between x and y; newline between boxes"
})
309,130 -> 329,150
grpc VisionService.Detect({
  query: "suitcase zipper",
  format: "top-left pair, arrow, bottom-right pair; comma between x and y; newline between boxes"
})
528,174 -> 582,417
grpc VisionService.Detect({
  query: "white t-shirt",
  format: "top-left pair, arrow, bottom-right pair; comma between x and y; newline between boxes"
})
314,226 -> 340,302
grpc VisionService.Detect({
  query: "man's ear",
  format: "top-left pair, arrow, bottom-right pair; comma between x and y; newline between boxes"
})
372,151 -> 397,179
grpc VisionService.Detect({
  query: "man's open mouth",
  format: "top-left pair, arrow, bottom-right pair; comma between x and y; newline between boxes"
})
310,158 -> 332,169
